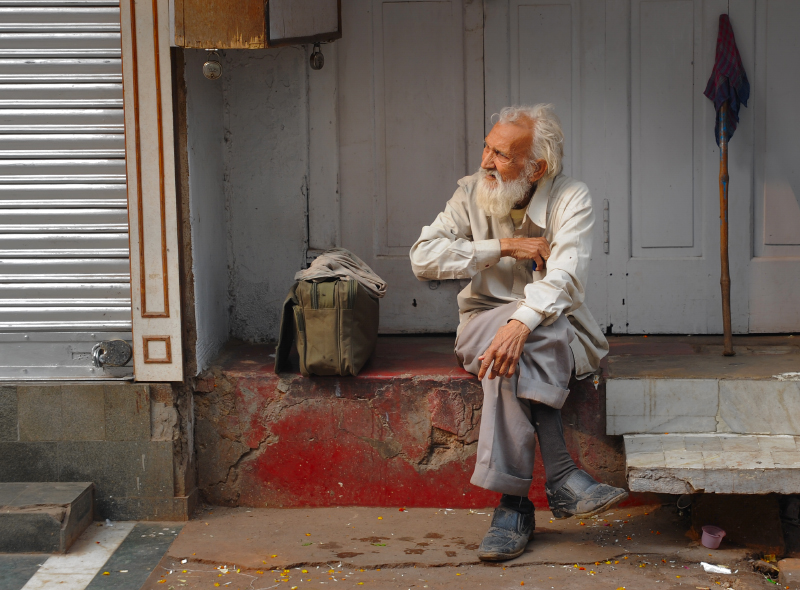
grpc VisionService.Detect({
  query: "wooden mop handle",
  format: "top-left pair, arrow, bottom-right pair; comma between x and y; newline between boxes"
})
719,102 -> 734,356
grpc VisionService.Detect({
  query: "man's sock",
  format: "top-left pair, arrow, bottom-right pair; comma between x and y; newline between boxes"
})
500,494 -> 534,515
531,403 -> 579,491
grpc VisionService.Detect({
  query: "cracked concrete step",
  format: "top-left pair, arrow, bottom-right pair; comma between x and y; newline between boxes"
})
0,482 -> 94,553
196,338 -> 614,509
624,434 -> 800,494
606,377 -> 800,436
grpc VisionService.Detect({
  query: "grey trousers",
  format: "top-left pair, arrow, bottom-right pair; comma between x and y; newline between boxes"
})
455,302 -> 577,497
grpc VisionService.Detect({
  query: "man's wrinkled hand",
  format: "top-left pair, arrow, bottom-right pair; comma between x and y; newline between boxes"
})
499,237 -> 551,270
478,319 -> 531,380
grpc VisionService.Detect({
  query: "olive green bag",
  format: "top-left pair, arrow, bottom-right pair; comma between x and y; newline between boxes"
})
275,278 -> 379,377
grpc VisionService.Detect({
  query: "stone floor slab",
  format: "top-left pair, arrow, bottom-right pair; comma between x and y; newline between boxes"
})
625,434 -> 800,494
0,554 -> 47,590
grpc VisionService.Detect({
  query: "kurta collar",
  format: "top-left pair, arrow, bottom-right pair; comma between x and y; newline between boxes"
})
525,176 -> 553,229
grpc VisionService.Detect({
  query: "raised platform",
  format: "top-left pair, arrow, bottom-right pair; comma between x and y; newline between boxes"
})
0,482 -> 93,553
607,337 -> 800,437
605,335 -> 800,493
195,335 -> 800,507
193,337 -> 626,509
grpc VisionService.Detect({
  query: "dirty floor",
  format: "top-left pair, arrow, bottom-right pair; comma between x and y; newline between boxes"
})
136,504 -> 780,589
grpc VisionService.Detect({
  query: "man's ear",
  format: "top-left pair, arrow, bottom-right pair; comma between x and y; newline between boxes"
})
529,158 -> 548,183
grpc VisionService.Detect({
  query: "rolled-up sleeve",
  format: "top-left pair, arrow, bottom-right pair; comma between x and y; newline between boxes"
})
410,187 -> 501,280
509,184 -> 594,331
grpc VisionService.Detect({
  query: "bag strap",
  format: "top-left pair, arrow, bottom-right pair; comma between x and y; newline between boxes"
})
274,282 -> 299,373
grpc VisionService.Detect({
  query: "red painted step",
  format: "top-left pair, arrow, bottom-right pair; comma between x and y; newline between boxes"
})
193,337 -> 633,509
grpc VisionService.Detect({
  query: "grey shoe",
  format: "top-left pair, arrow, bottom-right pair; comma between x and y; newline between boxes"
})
477,506 -> 534,562
546,470 -> 628,519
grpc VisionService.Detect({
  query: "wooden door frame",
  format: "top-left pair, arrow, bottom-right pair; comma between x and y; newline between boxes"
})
121,0 -> 184,381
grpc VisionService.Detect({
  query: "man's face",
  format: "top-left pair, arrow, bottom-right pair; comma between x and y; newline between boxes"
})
481,121 -> 534,183
475,121 -> 543,217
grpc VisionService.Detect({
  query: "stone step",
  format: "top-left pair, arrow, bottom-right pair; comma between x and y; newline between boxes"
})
194,338 -> 622,509
606,377 -> 800,436
624,433 -> 800,494
0,482 -> 94,553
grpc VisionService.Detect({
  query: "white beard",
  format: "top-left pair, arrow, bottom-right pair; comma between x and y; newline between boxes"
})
474,168 -> 533,217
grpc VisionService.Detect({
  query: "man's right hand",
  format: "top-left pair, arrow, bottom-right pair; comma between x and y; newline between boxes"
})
499,237 -> 551,270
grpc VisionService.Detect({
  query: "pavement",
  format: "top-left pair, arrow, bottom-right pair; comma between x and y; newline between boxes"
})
0,522 -> 184,590
135,503 -> 780,590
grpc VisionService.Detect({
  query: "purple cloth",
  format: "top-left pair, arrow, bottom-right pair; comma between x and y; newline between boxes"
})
704,14 -> 750,145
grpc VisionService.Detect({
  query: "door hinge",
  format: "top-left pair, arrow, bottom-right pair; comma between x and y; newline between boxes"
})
603,199 -> 609,254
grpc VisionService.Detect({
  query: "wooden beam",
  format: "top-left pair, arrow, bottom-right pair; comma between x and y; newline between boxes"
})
181,0 -> 266,49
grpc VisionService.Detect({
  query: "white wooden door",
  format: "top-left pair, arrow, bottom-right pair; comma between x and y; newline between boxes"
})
325,0 -> 485,333
485,0 -> 764,335
606,0 -> 800,335
610,0 -> 754,335
749,0 -> 800,332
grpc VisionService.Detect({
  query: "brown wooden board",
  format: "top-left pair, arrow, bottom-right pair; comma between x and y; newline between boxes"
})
178,0 -> 266,49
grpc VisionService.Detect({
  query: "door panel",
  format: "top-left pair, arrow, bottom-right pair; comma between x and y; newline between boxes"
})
749,0 -> 800,331
634,0 -> 696,252
335,0 -> 484,333
376,2 -> 466,254
623,0 -> 753,334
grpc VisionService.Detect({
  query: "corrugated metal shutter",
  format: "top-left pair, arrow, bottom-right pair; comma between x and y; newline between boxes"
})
0,0 -> 132,379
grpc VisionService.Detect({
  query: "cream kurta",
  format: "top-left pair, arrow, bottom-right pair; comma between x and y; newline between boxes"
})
409,172 -> 609,379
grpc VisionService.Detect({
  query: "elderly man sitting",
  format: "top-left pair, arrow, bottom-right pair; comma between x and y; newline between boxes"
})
409,104 -> 626,561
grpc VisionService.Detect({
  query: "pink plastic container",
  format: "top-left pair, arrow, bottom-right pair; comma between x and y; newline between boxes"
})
701,525 -> 726,549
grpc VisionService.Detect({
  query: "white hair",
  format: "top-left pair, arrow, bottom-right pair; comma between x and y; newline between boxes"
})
474,167 -> 531,217
493,104 -> 564,179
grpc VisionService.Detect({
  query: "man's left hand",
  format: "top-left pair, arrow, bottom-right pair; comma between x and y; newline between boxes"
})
478,319 -> 531,380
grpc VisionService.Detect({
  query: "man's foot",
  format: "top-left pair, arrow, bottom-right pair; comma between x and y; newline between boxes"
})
546,470 -> 628,519
477,506 -> 534,562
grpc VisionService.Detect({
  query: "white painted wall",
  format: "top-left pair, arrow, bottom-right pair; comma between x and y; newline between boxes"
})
222,48 -> 309,343
185,50 -> 228,371
185,47 -> 311,363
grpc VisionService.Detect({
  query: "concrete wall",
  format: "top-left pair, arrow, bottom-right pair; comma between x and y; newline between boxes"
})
223,48 -> 309,343
185,47 -> 310,360
184,51 -> 229,372
0,383 -> 196,520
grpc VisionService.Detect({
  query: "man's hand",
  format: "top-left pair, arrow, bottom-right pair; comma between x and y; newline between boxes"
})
499,237 -> 551,270
478,319 -> 531,380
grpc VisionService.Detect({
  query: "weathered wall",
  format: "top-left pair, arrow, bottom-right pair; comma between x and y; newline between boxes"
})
0,383 -> 196,520
184,50 -> 229,372
192,340 -> 630,509
223,48 -> 309,343
184,47 -> 309,365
